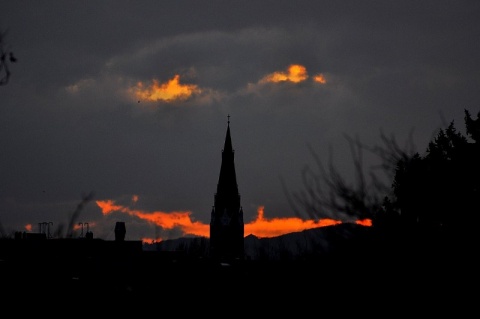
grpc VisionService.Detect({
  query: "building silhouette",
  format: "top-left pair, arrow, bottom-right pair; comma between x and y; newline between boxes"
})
209,116 -> 245,262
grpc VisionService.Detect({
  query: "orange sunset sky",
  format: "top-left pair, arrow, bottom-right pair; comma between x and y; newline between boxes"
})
4,1 -> 477,255
23,65 -> 356,241
94,66 -> 344,243
95,195 -> 372,243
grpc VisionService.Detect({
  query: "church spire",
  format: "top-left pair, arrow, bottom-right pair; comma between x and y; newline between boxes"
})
223,114 -> 233,154
209,115 -> 244,262
217,115 -> 237,195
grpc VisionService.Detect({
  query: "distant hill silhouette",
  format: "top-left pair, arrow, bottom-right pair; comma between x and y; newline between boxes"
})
147,223 -> 374,262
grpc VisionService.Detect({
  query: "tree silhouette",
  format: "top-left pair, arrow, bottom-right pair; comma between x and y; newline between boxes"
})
286,108 -> 480,269
287,109 -> 479,234
389,110 -> 480,240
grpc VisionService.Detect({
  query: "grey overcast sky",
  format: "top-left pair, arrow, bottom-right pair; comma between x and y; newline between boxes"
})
1,1 -> 480,242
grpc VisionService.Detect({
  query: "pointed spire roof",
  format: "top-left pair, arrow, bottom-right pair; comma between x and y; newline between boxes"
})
223,114 -> 233,153
217,114 -> 238,198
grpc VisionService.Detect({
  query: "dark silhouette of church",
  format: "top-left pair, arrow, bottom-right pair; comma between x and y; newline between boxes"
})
209,116 -> 245,262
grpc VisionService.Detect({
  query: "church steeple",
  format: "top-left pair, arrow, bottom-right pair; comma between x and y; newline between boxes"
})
216,116 -> 238,201
223,115 -> 233,153
209,115 -> 244,262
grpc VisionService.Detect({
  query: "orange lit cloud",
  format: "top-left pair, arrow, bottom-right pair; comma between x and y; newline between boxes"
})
313,73 -> 327,84
96,200 -> 125,215
96,197 -> 371,242
259,65 -> 327,85
261,64 -> 308,84
355,219 -> 372,227
130,74 -> 201,102
96,199 -> 208,240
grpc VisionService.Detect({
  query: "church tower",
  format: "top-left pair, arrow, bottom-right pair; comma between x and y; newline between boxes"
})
209,115 -> 244,262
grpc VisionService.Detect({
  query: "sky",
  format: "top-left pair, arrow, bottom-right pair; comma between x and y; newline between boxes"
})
1,1 -> 479,243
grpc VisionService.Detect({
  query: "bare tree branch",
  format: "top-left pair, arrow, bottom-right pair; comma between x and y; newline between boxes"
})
282,131 -> 416,222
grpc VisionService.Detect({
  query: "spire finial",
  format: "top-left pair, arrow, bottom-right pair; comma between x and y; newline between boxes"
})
227,114 -> 230,125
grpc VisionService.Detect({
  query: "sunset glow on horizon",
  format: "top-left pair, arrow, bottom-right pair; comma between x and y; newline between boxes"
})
95,196 -> 371,243
244,206 -> 342,237
130,74 -> 201,102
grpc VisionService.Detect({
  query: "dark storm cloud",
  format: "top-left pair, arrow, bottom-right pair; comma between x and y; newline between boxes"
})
1,1 -> 480,240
